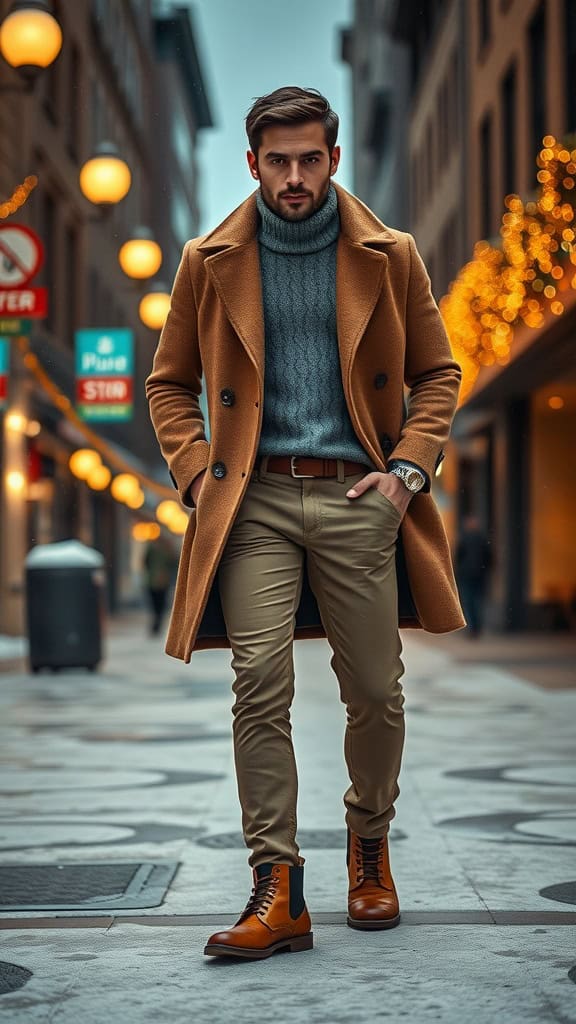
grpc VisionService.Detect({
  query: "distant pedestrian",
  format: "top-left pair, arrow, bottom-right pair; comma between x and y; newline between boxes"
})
456,515 -> 492,637
143,536 -> 178,636
147,86 -> 464,959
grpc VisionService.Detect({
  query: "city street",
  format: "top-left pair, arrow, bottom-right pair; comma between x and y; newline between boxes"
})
0,619 -> 574,1023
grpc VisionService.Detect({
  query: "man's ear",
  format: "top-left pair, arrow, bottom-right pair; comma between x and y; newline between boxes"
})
330,146 -> 341,176
247,150 -> 259,180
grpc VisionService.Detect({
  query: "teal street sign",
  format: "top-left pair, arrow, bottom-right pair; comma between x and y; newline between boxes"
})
0,318 -> 32,336
0,339 -> 8,410
75,328 -> 134,422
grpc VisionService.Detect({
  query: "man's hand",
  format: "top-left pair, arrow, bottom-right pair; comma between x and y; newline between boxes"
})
190,469 -> 207,507
346,471 -> 412,518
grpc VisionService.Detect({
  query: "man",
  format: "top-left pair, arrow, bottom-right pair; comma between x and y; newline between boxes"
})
456,515 -> 492,637
142,535 -> 178,636
146,87 -> 465,960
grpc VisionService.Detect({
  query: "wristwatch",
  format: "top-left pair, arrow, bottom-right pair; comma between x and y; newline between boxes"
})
388,463 -> 425,493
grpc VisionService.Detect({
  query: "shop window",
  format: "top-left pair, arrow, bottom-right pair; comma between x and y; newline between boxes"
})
528,3 -> 547,173
501,61 -> 517,197
479,111 -> 494,239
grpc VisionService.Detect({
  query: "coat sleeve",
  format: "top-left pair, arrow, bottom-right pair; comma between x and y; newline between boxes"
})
145,241 -> 209,507
388,233 -> 461,491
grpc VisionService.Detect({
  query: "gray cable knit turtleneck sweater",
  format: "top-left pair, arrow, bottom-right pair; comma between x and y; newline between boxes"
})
256,186 -> 372,466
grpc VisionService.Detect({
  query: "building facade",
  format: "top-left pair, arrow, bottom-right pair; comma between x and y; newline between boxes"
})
0,0 -> 212,634
345,0 -> 576,631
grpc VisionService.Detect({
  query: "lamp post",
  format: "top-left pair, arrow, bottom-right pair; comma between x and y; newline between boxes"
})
118,227 -> 163,280
79,141 -> 132,207
0,0 -> 62,90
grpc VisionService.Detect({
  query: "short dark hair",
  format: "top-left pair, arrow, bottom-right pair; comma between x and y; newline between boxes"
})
245,86 -> 339,155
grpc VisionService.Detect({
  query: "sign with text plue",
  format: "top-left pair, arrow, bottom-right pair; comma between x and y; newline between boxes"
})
75,328 -> 134,421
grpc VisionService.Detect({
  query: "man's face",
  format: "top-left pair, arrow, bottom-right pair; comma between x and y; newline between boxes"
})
247,121 -> 340,221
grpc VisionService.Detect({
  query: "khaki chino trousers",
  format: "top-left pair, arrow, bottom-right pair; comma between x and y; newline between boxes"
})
218,457 -> 406,868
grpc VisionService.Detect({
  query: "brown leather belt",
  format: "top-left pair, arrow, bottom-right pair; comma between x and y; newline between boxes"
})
259,456 -> 369,478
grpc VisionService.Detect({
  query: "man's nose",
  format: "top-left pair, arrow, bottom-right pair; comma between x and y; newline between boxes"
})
286,162 -> 303,187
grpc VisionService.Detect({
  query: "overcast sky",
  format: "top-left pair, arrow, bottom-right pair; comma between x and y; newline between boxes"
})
191,0 -> 354,233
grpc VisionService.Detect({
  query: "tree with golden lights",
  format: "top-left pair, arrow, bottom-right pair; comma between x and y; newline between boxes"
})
440,136 -> 576,402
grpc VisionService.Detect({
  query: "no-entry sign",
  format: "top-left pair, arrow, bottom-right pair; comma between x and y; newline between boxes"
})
75,328 -> 134,421
0,224 -> 44,288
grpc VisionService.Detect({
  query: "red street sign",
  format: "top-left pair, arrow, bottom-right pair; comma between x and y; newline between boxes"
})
0,223 -> 44,287
76,377 -> 133,404
0,287 -> 48,318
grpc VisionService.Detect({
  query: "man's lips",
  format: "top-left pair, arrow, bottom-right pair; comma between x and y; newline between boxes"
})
281,193 -> 310,201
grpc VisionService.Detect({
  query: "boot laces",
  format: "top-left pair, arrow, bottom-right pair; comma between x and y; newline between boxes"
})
356,837 -> 383,883
238,872 -> 279,921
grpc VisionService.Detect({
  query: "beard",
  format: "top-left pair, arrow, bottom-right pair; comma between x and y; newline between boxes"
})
260,174 -> 332,221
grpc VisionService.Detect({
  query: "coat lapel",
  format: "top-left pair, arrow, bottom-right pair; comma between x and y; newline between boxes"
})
336,236 -> 388,385
198,193 -> 264,382
204,241 -> 265,382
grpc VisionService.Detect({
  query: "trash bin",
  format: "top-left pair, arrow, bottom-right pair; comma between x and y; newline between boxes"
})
25,541 -> 106,673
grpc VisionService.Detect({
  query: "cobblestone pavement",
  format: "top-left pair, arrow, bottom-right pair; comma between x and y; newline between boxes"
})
0,616 -> 575,1022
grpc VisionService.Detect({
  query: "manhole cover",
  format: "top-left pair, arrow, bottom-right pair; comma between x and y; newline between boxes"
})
196,829 -> 406,849
0,962 -> 32,995
539,881 -> 576,906
0,861 -> 179,911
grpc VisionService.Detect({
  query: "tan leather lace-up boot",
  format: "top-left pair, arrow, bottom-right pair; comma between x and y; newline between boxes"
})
204,861 -> 313,959
347,829 -> 401,930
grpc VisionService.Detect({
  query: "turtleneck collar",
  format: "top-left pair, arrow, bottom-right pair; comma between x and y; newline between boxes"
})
256,185 -> 339,254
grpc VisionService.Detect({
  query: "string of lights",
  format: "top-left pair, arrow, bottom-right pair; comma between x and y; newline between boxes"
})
0,175 -> 38,219
440,136 -> 576,403
15,335 -> 190,536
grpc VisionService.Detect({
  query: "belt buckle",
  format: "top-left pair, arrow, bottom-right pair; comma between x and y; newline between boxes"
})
290,456 -> 315,478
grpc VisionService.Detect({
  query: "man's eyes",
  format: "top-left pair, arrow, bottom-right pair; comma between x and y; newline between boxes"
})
269,157 -> 320,165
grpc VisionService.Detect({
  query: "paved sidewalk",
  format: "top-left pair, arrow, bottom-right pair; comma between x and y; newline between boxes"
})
0,615 -> 575,1022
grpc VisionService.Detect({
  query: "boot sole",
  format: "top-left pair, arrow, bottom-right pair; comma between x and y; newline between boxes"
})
347,913 -> 401,931
203,932 -> 314,959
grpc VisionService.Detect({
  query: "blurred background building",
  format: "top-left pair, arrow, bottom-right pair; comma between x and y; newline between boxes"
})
344,0 -> 576,633
0,0 -> 212,633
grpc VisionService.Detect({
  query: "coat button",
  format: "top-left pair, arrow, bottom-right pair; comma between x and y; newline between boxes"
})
381,433 -> 393,455
211,461 -> 227,480
374,372 -> 388,389
220,388 -> 235,407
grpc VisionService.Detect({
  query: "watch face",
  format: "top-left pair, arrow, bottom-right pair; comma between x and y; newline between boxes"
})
406,470 -> 422,491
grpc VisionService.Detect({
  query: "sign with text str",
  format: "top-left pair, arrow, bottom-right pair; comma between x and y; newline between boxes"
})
75,328 -> 134,421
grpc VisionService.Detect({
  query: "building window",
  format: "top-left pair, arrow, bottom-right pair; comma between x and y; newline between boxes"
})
528,3 -> 547,170
67,44 -> 81,162
365,89 -> 392,162
478,0 -> 491,53
41,191 -> 56,334
42,0 -> 62,124
64,225 -> 78,349
501,62 -> 517,197
566,0 -> 576,133
449,50 -> 461,143
480,112 -> 493,239
426,119 -> 434,194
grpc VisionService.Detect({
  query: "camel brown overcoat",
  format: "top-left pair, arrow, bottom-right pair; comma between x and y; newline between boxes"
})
146,183 -> 466,663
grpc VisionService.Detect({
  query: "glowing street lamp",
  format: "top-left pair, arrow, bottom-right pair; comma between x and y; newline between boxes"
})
0,1 -> 62,83
139,283 -> 171,330
119,227 -> 162,280
79,141 -> 131,206
110,473 -> 140,504
69,448 -> 101,480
